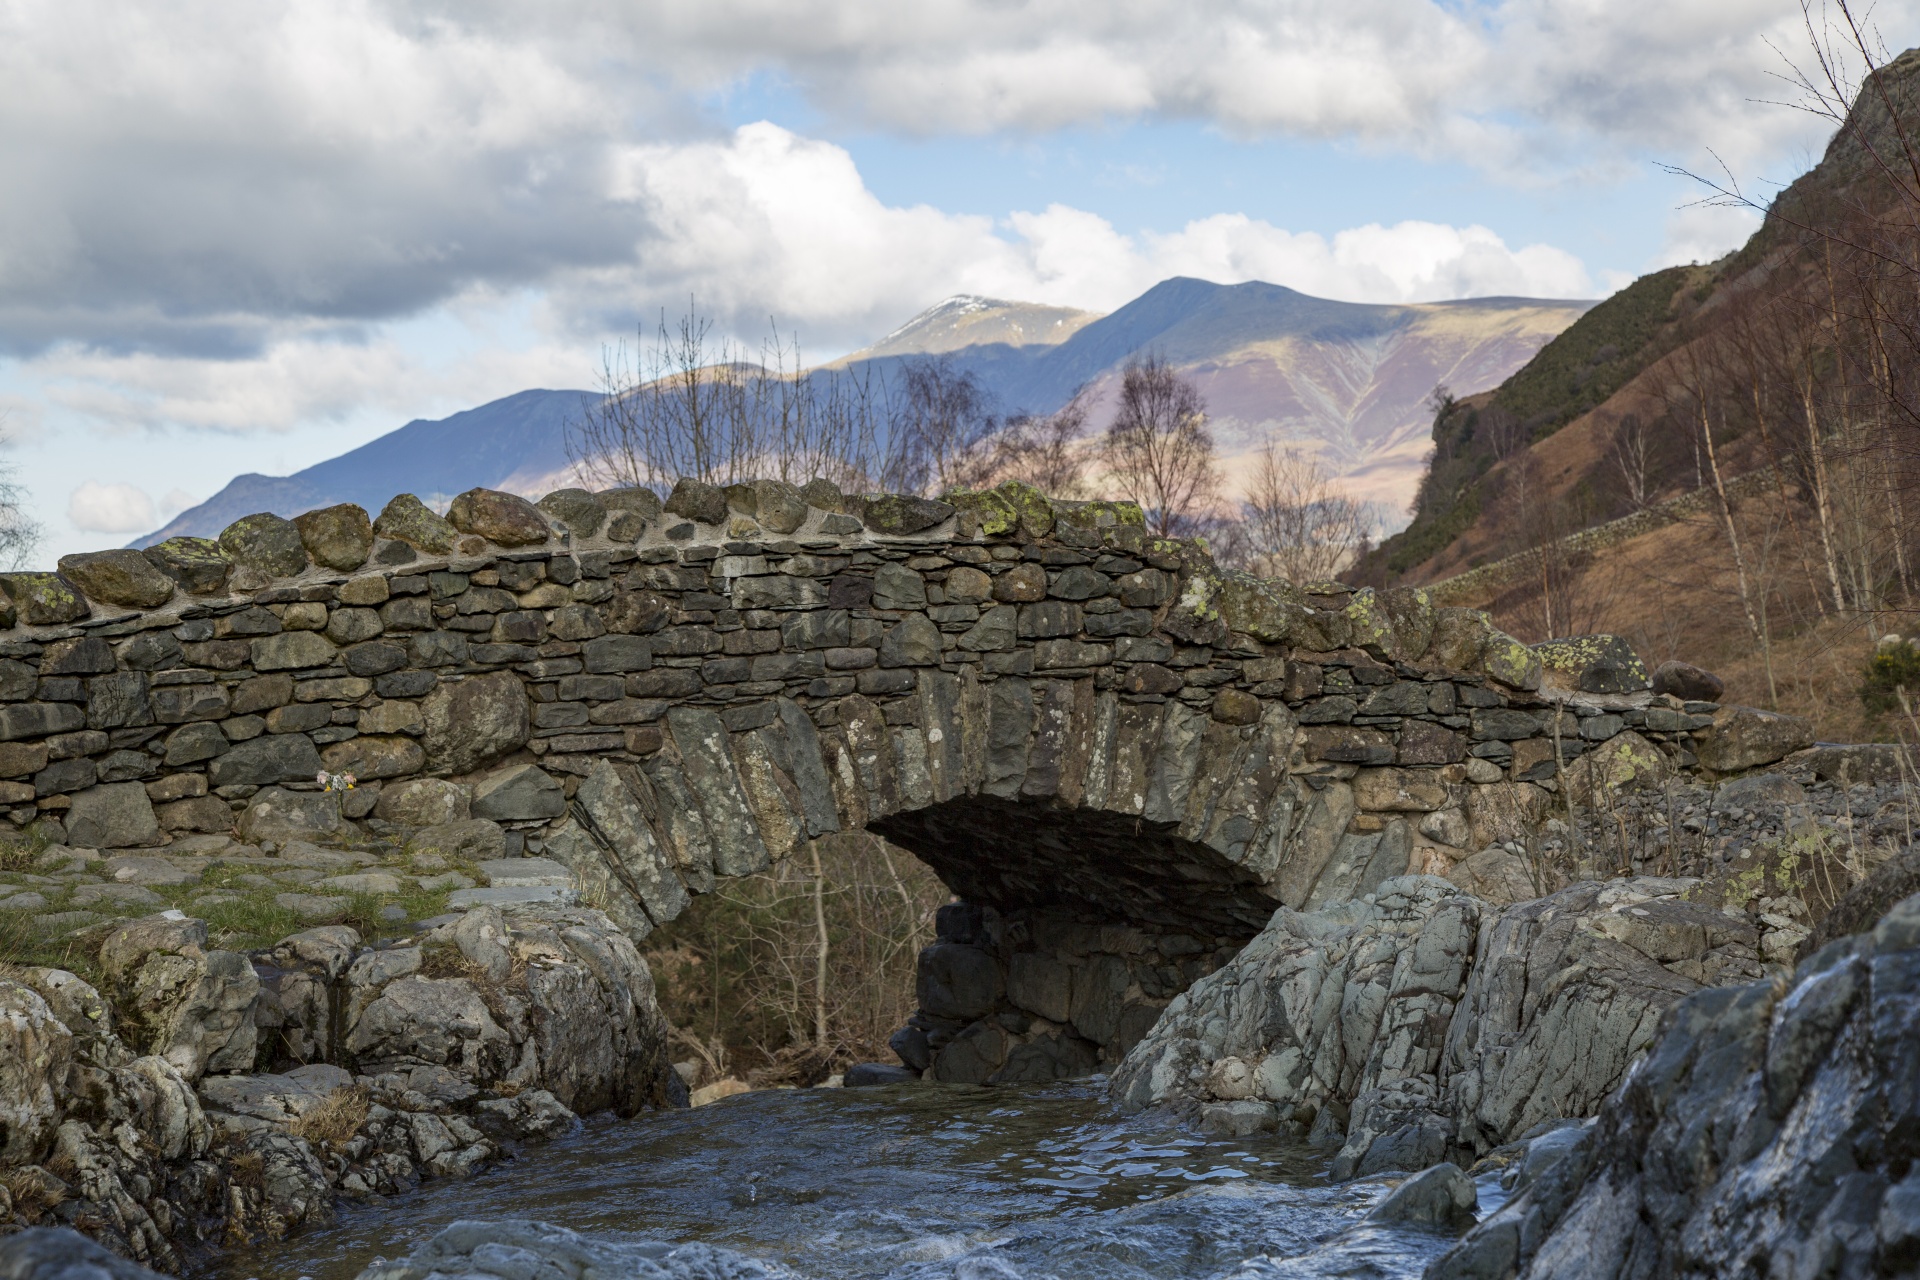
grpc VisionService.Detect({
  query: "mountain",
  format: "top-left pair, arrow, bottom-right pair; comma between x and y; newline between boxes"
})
140,281 -> 1592,542
851,295 -> 1099,357
840,280 -> 1592,518
138,388 -> 591,545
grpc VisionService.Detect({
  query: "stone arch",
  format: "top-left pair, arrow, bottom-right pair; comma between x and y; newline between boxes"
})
0,476 -> 1735,1085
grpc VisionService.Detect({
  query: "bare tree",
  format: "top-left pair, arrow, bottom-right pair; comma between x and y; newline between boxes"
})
890,356 -> 1003,495
1607,413 -> 1657,512
569,303 -> 899,494
0,432 -> 39,570
1100,353 -> 1217,536
1238,443 -> 1369,582
992,386 -> 1093,498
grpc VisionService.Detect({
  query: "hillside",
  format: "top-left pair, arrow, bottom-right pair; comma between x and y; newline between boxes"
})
1366,46 -> 1920,588
1357,44 -> 1920,742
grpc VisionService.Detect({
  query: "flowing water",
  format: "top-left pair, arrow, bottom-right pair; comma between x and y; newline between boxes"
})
209,1079 -> 1495,1280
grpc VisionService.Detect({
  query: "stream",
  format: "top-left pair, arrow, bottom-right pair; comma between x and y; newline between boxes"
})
207,1079 -> 1494,1280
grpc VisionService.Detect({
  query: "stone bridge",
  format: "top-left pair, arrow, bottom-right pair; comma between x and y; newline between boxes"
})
0,478 -> 1799,1085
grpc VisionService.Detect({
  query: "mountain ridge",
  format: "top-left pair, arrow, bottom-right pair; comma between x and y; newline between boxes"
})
140,280 -> 1593,543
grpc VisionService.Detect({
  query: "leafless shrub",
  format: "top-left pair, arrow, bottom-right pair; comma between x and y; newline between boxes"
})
1099,353 -> 1218,536
1233,443 -> 1369,583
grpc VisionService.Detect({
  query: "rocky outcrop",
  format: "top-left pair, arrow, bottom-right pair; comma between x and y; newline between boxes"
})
1428,890 -> 1920,1279
0,904 -> 678,1269
1111,874 -> 1767,1178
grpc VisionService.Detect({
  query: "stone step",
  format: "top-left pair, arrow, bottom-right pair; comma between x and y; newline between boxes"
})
448,885 -> 577,912
476,858 -> 573,888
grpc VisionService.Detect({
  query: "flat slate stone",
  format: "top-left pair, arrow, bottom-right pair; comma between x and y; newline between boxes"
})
447,884 -> 577,910
477,857 -> 572,888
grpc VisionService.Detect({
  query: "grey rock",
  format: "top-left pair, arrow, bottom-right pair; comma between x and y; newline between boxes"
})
376,777 -> 472,827
97,914 -> 258,1080
57,550 -> 175,609
64,782 -> 161,849
1365,1162 -> 1476,1233
408,819 -> 508,864
1693,704 -> 1815,773
210,733 -> 324,788
294,503 -> 375,571
663,478 -> 727,526
374,494 -> 458,553
537,488 -> 608,539
422,671 -> 529,774
1650,658 -> 1723,702
861,494 -> 952,535
879,614 -> 942,666
472,763 -> 566,821
0,1227 -> 177,1280
142,537 -> 232,595
234,787 -> 343,843
1531,634 -> 1649,694
917,942 -> 1002,1021
0,981 -> 72,1164
843,1062 -> 919,1086
218,512 -> 309,578
448,488 -> 551,547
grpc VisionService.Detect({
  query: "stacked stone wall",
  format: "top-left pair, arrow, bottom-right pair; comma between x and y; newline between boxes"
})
0,477 -> 1816,1084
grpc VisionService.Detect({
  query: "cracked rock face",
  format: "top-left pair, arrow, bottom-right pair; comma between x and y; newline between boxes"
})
1430,889 -> 1920,1280
0,903 -> 680,1269
1110,873 -> 1769,1178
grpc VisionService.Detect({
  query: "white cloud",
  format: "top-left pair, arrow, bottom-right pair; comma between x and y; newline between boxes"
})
67,481 -> 157,533
0,0 -> 1895,357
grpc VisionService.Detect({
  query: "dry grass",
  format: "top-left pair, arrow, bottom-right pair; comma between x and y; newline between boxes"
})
287,1086 -> 371,1153
3,1166 -> 68,1223
1459,478 -> 1906,743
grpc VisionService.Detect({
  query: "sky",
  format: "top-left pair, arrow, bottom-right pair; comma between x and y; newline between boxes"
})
0,0 -> 1909,562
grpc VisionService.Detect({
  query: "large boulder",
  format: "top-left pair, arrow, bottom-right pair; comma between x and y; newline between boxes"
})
55,550 -> 175,609
1693,704 -> 1815,773
471,763 -> 565,821
235,787 -> 343,844
64,782 -> 161,849
1431,893 -> 1920,1280
376,777 -> 471,827
1650,658 -> 1724,702
97,915 -> 258,1081
0,981 -> 73,1164
1113,875 -> 1766,1176
422,672 -> 529,775
1532,634 -> 1650,694
293,503 -> 374,571
142,537 -> 232,595
218,512 -> 309,578
373,494 -> 457,554
345,975 -> 512,1080
447,488 -> 551,547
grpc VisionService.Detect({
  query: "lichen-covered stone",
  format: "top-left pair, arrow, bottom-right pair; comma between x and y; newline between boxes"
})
374,493 -> 457,553
1533,633 -> 1649,694
862,493 -> 953,535
65,781 -> 161,848
1479,629 -> 1543,691
946,488 -> 1019,537
293,503 -> 374,571
751,479 -> 808,534
537,488 -> 608,539
0,572 -> 90,625
448,488 -> 551,547
56,550 -> 175,609
142,537 -> 232,595
218,512 -> 310,578
994,480 -> 1054,539
662,478 -> 727,526
421,670 -> 529,774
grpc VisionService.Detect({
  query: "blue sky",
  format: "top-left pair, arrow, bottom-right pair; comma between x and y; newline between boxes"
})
0,0 -> 1899,561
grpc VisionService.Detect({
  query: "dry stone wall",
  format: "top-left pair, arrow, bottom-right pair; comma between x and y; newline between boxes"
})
0,477 -> 1813,1085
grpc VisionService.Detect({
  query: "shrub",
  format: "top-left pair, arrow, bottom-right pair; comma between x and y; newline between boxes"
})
1860,638 -> 1920,716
